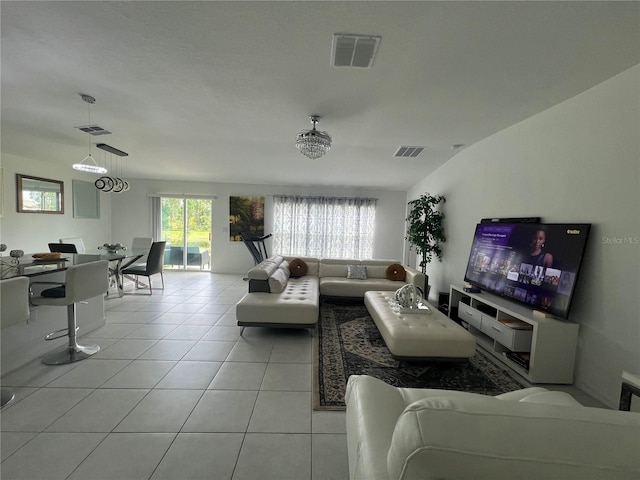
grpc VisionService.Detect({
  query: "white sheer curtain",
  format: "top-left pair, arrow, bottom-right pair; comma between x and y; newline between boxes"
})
273,195 -> 376,259
150,196 -> 162,241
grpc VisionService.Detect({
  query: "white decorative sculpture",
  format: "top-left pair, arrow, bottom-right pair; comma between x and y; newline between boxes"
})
393,284 -> 424,309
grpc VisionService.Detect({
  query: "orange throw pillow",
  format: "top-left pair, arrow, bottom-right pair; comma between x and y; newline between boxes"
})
289,258 -> 308,277
386,263 -> 406,281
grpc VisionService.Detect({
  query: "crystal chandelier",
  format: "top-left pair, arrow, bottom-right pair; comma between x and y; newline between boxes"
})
295,115 -> 332,160
73,94 -> 107,174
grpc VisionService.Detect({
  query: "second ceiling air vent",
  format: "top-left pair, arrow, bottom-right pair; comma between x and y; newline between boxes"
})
75,124 -> 112,136
394,146 -> 425,158
331,34 -> 381,68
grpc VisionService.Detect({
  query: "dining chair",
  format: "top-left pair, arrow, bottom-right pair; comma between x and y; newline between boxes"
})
59,237 -> 86,254
131,237 -> 153,250
128,237 -> 153,267
48,242 -> 79,253
121,241 -> 166,295
1,277 -> 30,407
30,260 -> 108,364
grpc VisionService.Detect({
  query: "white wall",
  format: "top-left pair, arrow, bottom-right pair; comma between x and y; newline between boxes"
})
0,153 -> 112,253
110,180 -> 407,274
408,65 -> 640,408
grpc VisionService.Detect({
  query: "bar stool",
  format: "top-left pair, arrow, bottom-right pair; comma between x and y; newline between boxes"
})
1,277 -> 31,407
30,260 -> 108,365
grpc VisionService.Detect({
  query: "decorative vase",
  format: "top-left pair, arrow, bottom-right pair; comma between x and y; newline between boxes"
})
99,243 -> 126,253
393,284 -> 424,309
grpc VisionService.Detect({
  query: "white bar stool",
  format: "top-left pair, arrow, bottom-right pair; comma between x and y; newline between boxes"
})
30,260 -> 108,365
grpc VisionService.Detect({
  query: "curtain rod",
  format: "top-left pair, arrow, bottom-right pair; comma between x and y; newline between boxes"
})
148,193 -> 217,199
270,194 -> 378,201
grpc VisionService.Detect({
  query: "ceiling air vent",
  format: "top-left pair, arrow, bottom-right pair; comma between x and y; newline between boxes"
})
394,146 -> 425,158
331,34 -> 381,68
74,124 -> 112,136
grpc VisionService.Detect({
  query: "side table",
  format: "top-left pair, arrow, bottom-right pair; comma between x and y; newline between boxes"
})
619,371 -> 640,411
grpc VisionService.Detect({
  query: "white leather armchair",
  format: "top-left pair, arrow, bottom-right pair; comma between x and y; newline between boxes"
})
345,375 -> 640,480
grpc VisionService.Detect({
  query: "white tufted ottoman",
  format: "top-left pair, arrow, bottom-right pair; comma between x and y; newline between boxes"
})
364,291 -> 476,360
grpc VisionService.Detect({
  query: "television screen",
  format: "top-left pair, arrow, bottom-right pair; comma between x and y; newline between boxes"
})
463,223 -> 591,319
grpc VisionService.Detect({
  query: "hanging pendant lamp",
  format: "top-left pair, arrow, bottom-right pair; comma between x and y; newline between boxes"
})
73,94 -> 107,174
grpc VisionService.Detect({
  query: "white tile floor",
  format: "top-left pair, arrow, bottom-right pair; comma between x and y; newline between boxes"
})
1,271 -> 348,480
1,271 -> 606,480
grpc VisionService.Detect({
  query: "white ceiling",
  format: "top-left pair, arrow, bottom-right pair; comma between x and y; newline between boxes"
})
2,1 -> 638,190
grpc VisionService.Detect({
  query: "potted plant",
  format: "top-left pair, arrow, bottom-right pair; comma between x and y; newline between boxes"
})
405,193 -> 446,274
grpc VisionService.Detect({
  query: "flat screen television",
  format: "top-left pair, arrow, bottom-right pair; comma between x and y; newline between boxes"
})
463,222 -> 591,319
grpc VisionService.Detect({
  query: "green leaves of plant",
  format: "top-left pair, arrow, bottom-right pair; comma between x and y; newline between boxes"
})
405,193 -> 446,272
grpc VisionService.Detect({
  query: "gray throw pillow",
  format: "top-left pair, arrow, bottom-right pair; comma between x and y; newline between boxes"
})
347,265 -> 367,280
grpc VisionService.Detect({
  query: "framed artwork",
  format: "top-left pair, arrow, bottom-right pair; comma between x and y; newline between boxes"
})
73,179 -> 100,218
229,196 -> 264,241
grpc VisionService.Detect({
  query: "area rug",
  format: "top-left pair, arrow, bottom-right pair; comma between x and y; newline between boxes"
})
314,298 -> 527,410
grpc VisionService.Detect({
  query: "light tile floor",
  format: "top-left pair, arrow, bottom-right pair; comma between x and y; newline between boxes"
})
1,271 -> 348,480
1,271 -> 606,480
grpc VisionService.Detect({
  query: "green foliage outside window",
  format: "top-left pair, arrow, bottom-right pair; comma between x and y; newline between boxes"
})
161,198 -> 211,250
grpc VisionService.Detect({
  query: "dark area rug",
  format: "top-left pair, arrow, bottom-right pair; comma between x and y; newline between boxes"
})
314,298 -> 527,410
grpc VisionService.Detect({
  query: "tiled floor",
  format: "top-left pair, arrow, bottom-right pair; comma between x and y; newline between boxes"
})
1,271 -> 348,480
1,271 -> 606,480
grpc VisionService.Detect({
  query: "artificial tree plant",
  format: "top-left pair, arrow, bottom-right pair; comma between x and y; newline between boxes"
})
405,193 -> 446,274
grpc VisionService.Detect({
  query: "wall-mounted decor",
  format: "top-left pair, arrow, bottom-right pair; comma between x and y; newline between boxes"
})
16,174 -> 64,214
229,196 -> 264,241
73,179 -> 100,218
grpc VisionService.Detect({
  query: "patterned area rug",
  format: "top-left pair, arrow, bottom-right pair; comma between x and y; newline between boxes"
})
314,298 -> 527,410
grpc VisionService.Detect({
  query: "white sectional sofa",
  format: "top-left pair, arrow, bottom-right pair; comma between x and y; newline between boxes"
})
235,255 -> 426,331
345,375 -> 640,480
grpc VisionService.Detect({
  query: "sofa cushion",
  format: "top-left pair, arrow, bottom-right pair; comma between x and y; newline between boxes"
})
289,258 -> 308,277
320,262 -> 349,278
386,263 -> 407,281
320,277 -> 405,297
347,265 -> 367,280
364,265 -> 387,278
268,264 -> 290,293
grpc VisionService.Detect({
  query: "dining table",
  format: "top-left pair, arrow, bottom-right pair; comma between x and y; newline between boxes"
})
0,247 -> 151,297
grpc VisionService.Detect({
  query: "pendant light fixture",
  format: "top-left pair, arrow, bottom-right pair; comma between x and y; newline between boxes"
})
73,94 -> 108,174
295,115 -> 332,160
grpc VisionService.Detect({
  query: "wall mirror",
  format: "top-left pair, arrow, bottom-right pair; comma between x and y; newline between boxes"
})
16,174 -> 64,214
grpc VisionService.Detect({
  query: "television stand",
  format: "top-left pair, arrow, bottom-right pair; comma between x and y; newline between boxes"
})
449,284 -> 579,384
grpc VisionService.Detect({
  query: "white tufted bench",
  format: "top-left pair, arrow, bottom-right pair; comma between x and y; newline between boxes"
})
364,291 -> 476,360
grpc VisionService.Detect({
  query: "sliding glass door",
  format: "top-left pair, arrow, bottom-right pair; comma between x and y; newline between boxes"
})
161,197 -> 212,270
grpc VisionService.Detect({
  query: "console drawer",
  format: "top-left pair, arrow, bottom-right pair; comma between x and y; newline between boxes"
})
481,317 -> 532,351
457,302 -> 482,329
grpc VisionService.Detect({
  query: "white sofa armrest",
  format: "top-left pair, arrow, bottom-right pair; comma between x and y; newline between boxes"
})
246,255 -> 284,280
403,266 -> 427,294
387,395 -> 640,480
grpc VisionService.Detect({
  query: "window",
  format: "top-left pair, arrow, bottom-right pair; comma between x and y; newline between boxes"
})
273,195 -> 376,259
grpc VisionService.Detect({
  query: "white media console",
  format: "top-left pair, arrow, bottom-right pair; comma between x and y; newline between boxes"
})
448,284 -> 579,384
